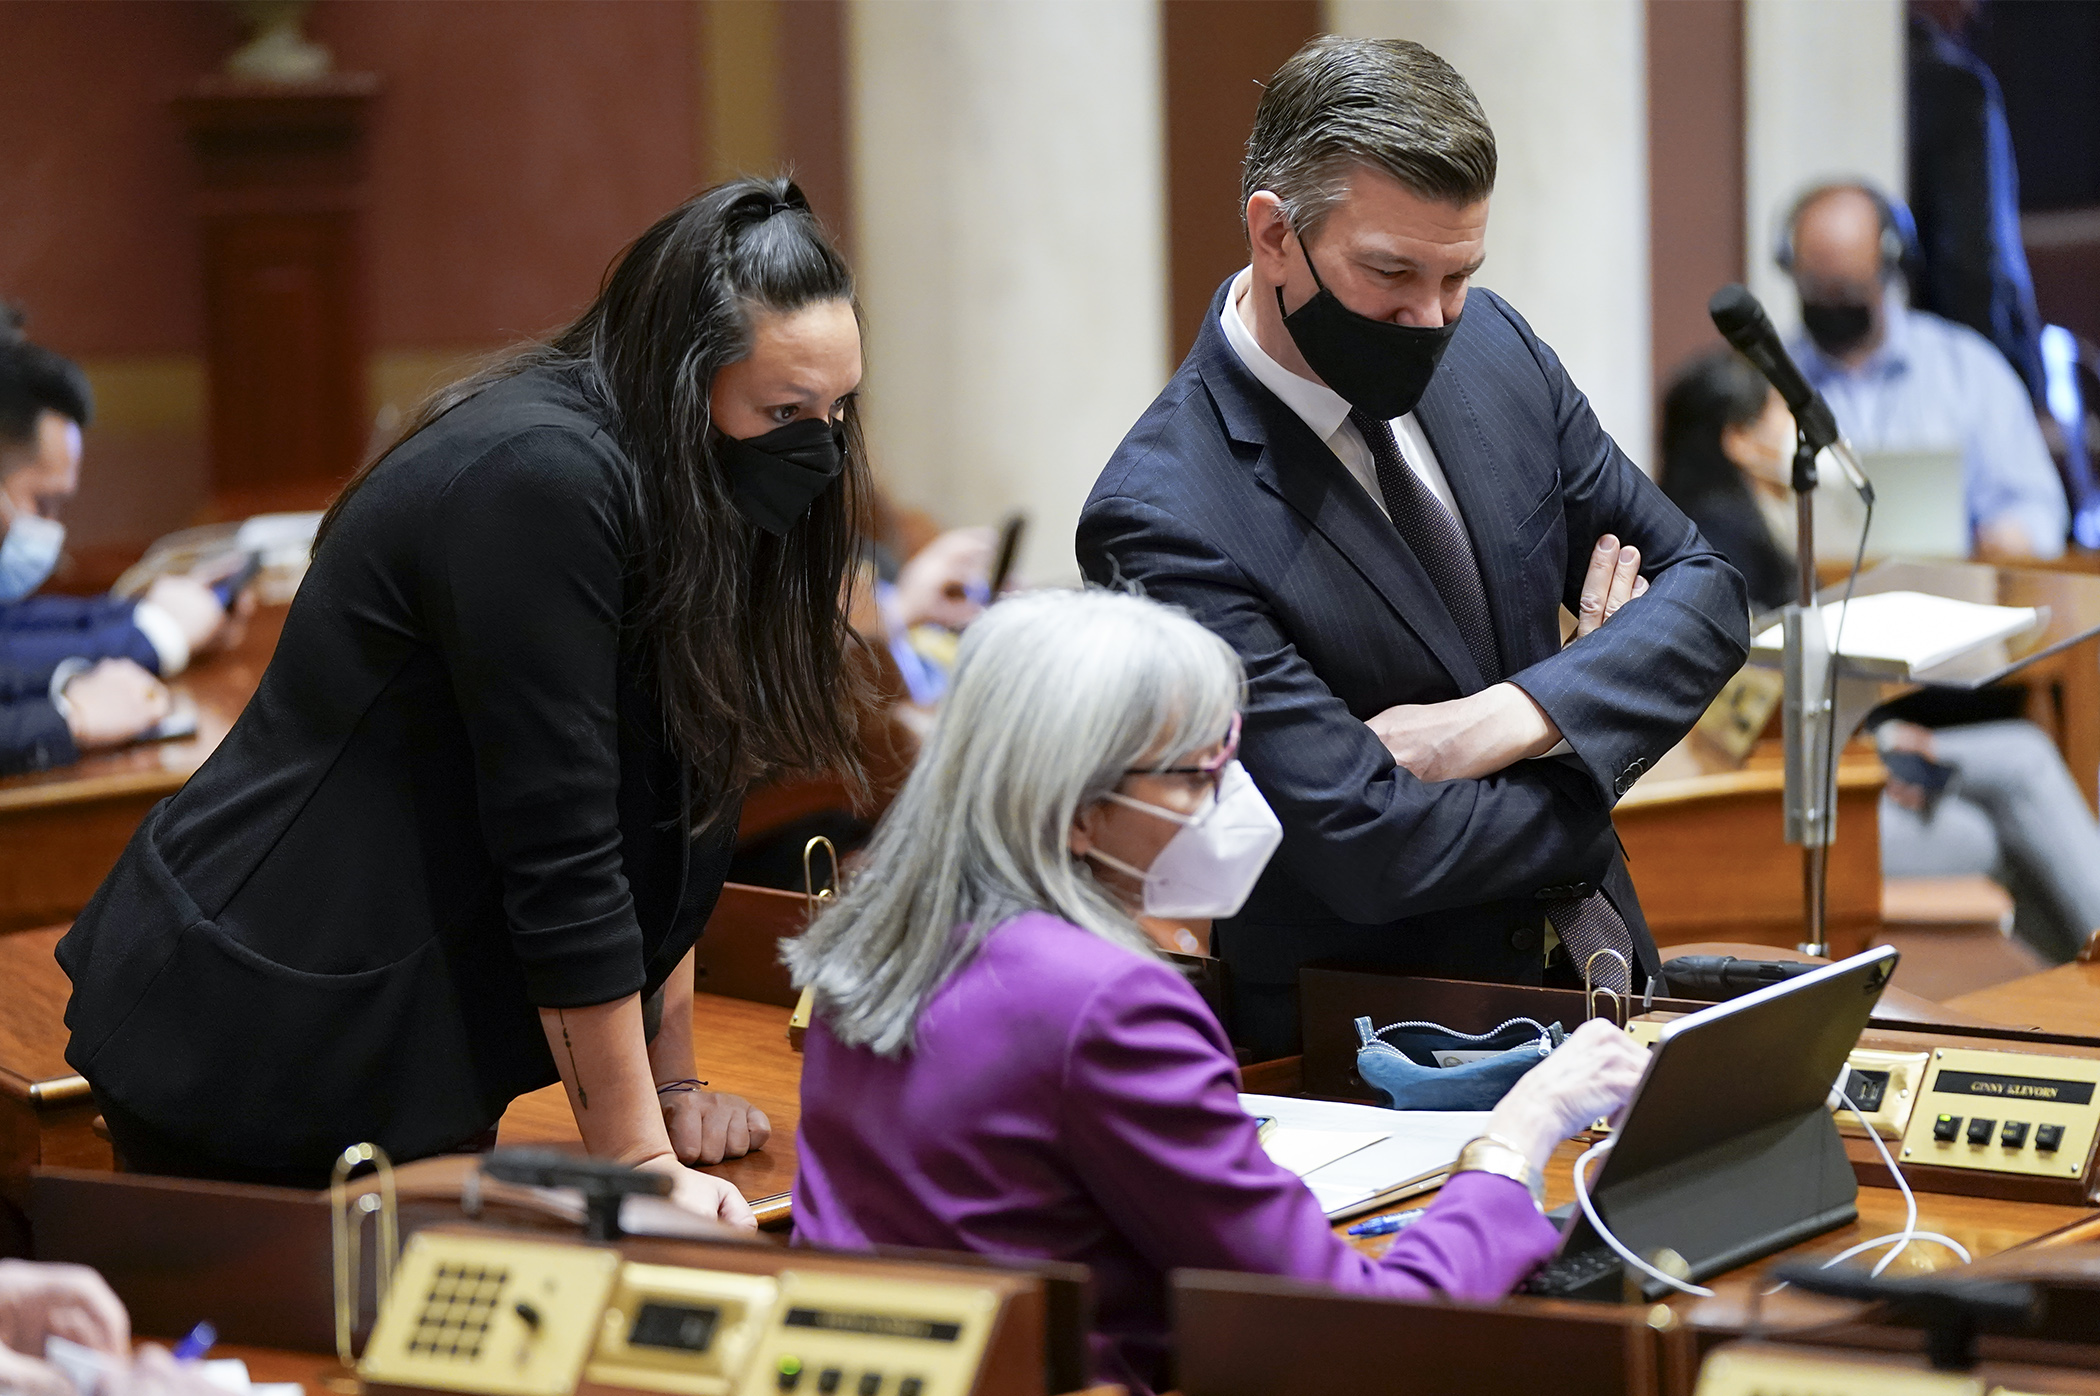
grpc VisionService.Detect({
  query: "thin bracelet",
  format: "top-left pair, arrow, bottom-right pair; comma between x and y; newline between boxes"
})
655,1078 -> 709,1094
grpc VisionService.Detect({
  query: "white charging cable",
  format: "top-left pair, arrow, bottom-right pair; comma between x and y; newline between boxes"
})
1572,1139 -> 1716,1297
1568,1087 -> 1972,1300
1816,1087 -> 1971,1277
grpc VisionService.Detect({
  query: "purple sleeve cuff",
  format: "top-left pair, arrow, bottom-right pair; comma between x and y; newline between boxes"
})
1372,1169 -> 1561,1302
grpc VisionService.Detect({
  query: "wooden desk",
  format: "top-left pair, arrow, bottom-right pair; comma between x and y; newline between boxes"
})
2008,618 -> 2100,817
0,606 -> 285,933
1344,1136 -> 2100,1306
1613,743 -> 1884,958
0,929 -> 807,1217
498,992 -> 800,1206
0,923 -> 109,1249
1944,957 -> 2100,1038
1333,956 -> 2100,1339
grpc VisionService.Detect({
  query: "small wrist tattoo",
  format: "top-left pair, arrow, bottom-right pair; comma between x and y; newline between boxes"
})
558,1009 -> 587,1109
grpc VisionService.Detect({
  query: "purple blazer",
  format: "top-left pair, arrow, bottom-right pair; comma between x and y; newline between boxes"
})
792,912 -> 1560,1393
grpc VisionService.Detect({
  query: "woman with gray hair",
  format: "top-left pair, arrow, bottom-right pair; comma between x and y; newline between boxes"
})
787,589 -> 1648,1395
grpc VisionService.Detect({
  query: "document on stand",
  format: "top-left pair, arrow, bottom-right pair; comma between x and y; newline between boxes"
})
1751,590 -> 2040,674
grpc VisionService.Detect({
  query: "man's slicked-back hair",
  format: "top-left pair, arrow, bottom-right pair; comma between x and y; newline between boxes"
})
1243,35 -> 1496,239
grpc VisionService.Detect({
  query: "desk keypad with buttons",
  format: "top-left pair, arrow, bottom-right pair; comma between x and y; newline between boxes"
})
1899,1046 -> 2100,1181
360,1233 -> 1018,1396
360,1233 -> 621,1396
751,1271 -> 996,1396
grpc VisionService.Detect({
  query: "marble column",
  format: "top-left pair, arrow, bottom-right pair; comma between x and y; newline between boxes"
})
848,0 -> 1170,585
1744,0 -> 1906,334
1326,0 -> 1655,469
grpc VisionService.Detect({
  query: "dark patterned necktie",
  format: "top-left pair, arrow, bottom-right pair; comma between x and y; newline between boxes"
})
1349,409 -> 1500,684
1349,409 -> 1635,994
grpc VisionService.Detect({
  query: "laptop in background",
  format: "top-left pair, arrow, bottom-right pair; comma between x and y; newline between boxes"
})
1814,448 -> 1967,562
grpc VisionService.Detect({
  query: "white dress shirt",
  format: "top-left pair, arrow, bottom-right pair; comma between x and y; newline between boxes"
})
1220,268 -> 1571,758
1219,269 -> 1473,561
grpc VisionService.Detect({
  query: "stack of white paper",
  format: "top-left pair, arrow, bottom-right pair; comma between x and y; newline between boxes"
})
1751,590 -> 2039,673
1243,1093 -> 1489,1221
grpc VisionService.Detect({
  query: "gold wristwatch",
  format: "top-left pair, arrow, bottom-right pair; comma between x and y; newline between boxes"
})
1452,1134 -> 1534,1193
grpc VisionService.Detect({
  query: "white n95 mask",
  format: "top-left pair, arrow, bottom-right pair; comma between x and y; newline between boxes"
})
1086,760 -> 1284,919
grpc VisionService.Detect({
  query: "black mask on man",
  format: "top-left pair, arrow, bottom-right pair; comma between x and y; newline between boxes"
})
715,416 -> 846,536
1800,300 -> 1874,358
1276,238 -> 1459,420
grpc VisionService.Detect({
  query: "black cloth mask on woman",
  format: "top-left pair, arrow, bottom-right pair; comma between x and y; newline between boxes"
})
1800,300 -> 1874,358
715,416 -> 846,536
1276,237 -> 1460,420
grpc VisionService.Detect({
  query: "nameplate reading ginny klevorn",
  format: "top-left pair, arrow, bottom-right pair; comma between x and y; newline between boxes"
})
1934,1070 -> 2096,1106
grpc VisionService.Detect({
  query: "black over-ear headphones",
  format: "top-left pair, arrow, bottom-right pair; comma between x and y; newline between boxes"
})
1774,180 -> 1920,277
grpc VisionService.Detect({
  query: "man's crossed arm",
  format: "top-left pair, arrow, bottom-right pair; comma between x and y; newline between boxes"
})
1366,534 -> 1649,783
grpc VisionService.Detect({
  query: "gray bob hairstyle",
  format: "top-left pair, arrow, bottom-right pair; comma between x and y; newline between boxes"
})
782,588 -> 1244,1057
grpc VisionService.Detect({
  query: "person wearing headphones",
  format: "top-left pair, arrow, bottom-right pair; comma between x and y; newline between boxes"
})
1659,349 -> 2100,965
1779,181 -> 2066,560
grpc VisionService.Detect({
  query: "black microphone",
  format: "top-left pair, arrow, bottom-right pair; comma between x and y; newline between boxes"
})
1707,283 -> 1839,447
1708,284 -> 1873,504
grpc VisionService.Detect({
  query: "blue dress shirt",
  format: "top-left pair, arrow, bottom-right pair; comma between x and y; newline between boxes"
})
1792,294 -> 2067,558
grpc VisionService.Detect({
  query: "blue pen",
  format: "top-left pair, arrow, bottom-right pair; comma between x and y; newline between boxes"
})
171,1322 -> 216,1363
1347,1211 -> 1425,1238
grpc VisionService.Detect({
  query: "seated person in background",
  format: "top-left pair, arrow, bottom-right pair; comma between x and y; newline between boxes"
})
864,496 -> 999,707
786,589 -> 1649,1395
731,503 -> 1005,890
0,650 -> 171,777
1781,182 -> 2067,559
0,330 -> 249,773
0,1257 -> 215,1396
1661,350 -> 2100,963
0,331 -> 250,676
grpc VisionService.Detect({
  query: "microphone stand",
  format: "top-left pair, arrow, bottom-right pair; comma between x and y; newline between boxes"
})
1708,284 -> 1882,959
1782,432 -> 1834,956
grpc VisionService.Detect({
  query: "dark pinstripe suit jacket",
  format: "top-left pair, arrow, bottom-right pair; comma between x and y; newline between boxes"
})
1078,278 -> 1750,989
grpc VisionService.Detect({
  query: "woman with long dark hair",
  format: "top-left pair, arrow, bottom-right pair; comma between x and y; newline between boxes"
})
1656,349 -> 1797,614
58,178 -> 870,1222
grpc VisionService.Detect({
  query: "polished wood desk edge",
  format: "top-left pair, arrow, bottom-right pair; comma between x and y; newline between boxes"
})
1616,759 -> 1883,810
0,766 -> 189,814
215,1343 -> 1119,1396
3,1071 -> 92,1107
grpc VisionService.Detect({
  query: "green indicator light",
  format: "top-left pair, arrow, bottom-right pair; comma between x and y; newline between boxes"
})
780,1358 -> 804,1376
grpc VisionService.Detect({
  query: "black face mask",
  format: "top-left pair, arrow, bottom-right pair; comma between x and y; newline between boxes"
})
1277,239 -> 1460,420
1801,300 -> 1874,357
715,416 -> 846,536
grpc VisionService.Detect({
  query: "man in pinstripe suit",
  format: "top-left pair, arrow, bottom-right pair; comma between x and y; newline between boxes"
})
1078,37 -> 1749,1057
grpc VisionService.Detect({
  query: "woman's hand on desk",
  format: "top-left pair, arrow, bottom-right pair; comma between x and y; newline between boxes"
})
662,1086 -> 772,1165
0,1259 -> 129,1360
61,660 -> 171,748
634,1154 -> 758,1230
1483,1019 -> 1650,1174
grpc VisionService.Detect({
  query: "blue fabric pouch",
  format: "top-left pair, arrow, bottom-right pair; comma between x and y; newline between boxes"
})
1353,1015 -> 1566,1111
